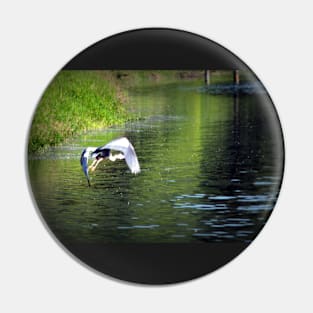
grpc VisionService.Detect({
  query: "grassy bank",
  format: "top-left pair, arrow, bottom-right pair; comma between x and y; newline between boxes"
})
28,71 -> 129,153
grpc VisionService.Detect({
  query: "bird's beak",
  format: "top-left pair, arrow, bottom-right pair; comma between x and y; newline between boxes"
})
81,157 -> 90,187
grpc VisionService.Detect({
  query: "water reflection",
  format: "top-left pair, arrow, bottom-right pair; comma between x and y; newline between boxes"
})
28,81 -> 283,243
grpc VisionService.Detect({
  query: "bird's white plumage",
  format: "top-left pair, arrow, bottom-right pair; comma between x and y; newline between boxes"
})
81,137 -> 140,186
103,137 -> 140,174
84,137 -> 140,173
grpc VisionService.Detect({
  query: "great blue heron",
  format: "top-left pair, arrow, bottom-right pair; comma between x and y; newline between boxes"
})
80,137 -> 140,186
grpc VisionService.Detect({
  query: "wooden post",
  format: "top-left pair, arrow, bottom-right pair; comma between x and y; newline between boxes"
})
233,70 -> 240,85
204,70 -> 210,85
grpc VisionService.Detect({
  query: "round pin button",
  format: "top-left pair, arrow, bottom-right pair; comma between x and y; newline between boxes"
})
27,28 -> 284,284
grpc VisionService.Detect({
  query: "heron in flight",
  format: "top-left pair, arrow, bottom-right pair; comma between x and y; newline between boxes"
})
80,137 -> 140,186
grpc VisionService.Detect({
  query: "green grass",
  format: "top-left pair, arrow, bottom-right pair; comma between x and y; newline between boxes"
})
28,71 -> 129,153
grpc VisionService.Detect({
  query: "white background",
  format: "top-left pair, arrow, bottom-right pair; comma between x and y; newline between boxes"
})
1,1 -> 312,312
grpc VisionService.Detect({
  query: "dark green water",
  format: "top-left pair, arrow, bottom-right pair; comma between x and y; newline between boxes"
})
28,81 -> 284,243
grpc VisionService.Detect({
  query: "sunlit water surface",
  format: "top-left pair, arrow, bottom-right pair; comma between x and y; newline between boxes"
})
28,81 -> 284,243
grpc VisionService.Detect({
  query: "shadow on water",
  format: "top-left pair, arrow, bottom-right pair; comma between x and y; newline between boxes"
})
28,81 -> 284,244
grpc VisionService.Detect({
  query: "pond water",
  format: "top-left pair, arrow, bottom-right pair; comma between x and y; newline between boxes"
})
28,81 -> 284,243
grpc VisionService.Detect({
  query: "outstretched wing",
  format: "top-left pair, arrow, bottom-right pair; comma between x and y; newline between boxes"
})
103,137 -> 141,174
